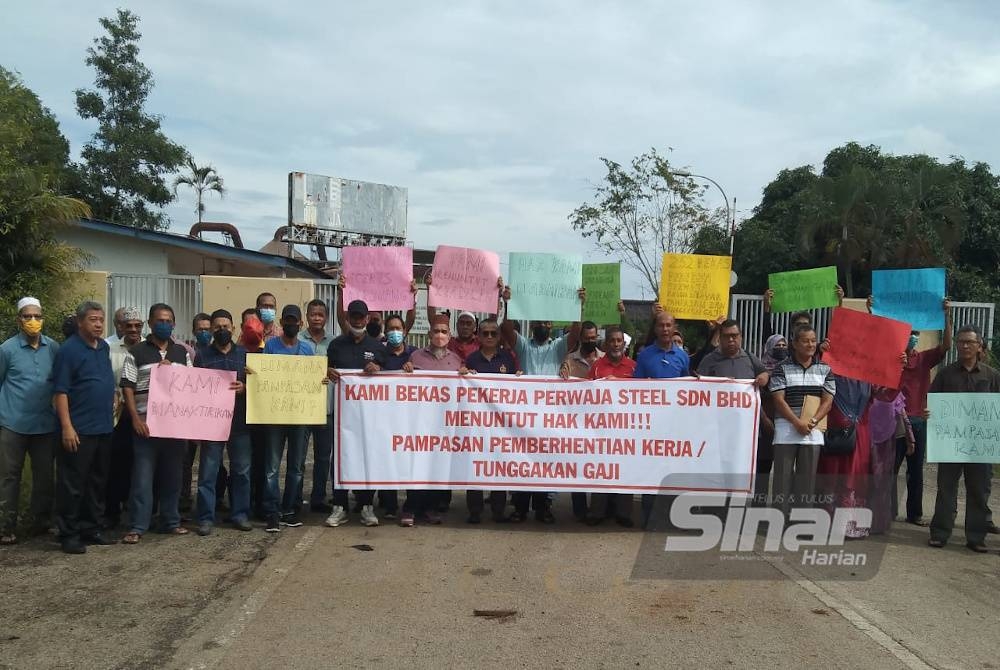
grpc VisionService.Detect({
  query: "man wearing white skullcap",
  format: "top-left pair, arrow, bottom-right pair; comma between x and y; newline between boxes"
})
104,307 -> 144,529
0,296 -> 60,545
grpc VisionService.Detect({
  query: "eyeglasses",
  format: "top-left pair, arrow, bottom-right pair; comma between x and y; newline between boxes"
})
19,314 -> 42,321
956,339 -> 980,347
480,331 -> 499,338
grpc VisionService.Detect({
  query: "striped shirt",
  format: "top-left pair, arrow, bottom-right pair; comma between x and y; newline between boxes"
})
768,358 -> 836,412
120,338 -> 192,417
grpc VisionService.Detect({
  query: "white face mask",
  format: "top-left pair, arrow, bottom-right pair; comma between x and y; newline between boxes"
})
349,326 -> 366,337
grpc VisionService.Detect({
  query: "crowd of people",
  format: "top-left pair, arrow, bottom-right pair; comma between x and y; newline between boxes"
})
0,279 -> 997,555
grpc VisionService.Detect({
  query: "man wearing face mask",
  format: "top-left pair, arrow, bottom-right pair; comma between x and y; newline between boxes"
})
120,303 -> 193,545
260,305 -> 315,532
869,297 -> 951,526
326,300 -> 387,528
255,292 -> 279,343
378,314 -> 416,519
180,313 -> 214,514
103,307 -> 143,529
335,273 -> 417,339
557,321 -> 603,521
0,297 -> 59,545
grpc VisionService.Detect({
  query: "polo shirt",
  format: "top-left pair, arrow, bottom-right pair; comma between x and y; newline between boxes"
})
465,348 -> 519,374
328,333 -> 388,370
899,347 -> 945,417
0,333 -> 59,434
513,332 -> 569,376
633,342 -> 690,380
448,337 -> 480,362
195,344 -> 249,433
51,334 -> 115,435
928,361 -> 1000,394
264,337 -> 314,356
589,355 -> 636,380
121,337 -> 192,417
410,348 -> 463,371
301,330 -> 334,413
562,349 -> 603,379
767,357 -> 836,446
697,349 -> 766,380
384,344 -> 417,371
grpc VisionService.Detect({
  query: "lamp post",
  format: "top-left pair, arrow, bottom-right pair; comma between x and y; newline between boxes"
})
670,169 -> 734,255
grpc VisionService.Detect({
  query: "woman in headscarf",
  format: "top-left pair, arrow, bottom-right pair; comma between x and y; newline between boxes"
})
817,375 -> 872,539
869,387 -> 914,534
754,334 -> 788,506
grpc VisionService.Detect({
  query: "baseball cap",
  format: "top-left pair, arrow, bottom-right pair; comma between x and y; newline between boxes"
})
281,304 -> 302,320
347,299 -> 369,316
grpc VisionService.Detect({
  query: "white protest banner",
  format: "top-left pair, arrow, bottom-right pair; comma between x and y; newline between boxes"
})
335,373 -> 759,494
146,365 -> 236,441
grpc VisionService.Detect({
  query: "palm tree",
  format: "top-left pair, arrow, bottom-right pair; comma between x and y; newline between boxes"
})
173,157 -> 225,223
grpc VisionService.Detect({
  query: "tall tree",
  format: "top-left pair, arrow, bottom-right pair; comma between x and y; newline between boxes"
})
173,158 -> 225,223
569,149 -> 723,298
0,67 -> 90,337
74,8 -> 186,230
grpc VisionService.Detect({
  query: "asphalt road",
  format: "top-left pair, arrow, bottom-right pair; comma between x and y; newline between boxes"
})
0,468 -> 997,670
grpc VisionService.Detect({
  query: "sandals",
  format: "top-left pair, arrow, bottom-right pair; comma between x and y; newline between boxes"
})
0,534 -> 17,546
168,527 -> 190,535
122,532 -> 141,544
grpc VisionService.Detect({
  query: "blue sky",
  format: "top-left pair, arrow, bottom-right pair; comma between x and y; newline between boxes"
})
3,1 -> 998,298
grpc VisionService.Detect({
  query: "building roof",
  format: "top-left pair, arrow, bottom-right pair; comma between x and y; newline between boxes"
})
72,218 -> 330,279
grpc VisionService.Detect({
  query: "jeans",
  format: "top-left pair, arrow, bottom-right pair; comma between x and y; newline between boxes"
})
128,435 -> 184,534
0,428 -> 55,534
308,415 -> 333,506
55,433 -> 111,541
249,426 -> 267,518
892,416 -> 926,520
104,415 -> 133,525
264,426 -> 307,517
198,433 -> 251,524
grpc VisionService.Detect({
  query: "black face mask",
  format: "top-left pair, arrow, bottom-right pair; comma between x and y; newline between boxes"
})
532,325 -> 550,341
773,348 -> 788,361
580,342 -> 598,355
366,322 -> 382,338
214,329 -> 233,347
282,324 -> 300,339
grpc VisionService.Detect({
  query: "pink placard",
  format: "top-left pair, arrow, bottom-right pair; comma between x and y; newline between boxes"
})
341,246 -> 414,311
428,245 -> 501,313
146,365 -> 237,441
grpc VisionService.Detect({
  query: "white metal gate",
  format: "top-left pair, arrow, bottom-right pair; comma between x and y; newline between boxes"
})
108,274 -> 201,342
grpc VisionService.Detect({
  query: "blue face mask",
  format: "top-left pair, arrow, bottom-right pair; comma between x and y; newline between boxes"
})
195,330 -> 212,347
152,322 -> 174,341
259,308 -> 276,324
386,330 -> 405,347
907,335 -> 919,351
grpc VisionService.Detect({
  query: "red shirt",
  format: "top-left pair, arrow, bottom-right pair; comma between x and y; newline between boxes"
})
447,337 -> 479,362
899,347 -> 945,417
589,355 -> 637,379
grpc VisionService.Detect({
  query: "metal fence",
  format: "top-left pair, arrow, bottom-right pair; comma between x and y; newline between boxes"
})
946,301 -> 995,365
108,274 -> 201,342
313,279 -> 341,337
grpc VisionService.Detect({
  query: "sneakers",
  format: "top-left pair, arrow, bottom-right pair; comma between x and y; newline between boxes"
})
281,513 -> 303,528
196,523 -> 213,536
360,505 -> 379,527
399,513 -> 415,527
232,519 -> 253,532
325,506 -> 348,527
265,516 -> 281,533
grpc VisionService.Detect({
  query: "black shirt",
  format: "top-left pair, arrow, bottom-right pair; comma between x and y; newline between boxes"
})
195,344 -> 248,433
929,361 -> 1000,394
328,333 -> 388,370
465,349 -> 520,375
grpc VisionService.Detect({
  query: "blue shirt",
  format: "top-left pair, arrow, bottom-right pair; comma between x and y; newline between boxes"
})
383,343 -> 416,372
0,333 -> 59,434
465,349 -> 520,375
513,332 -> 569,376
195,344 -> 249,434
51,334 -> 115,435
300,331 -> 333,413
634,342 -> 690,380
264,337 -> 315,356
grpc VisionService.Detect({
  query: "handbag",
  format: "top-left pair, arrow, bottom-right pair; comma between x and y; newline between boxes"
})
821,424 -> 857,456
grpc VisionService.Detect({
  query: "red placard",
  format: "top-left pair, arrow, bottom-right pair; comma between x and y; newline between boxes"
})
823,307 -> 911,389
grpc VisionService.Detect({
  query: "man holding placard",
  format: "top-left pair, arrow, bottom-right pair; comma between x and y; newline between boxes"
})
925,325 -> 999,553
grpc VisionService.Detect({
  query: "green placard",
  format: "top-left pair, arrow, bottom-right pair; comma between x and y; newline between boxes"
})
927,393 -> 1000,463
768,266 -> 839,313
582,263 -> 621,326
506,252 -> 583,322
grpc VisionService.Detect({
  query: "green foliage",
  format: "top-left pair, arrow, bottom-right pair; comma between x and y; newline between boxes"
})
570,148 -> 725,298
73,9 -> 187,230
173,158 -> 225,223
0,67 -> 91,340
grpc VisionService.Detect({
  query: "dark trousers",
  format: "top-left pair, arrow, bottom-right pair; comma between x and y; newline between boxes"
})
571,492 -> 589,518
0,428 -> 55,534
249,427 -> 267,518
181,440 -> 198,507
930,462 -> 992,545
401,490 -> 433,516
105,415 -> 134,525
588,493 -> 633,521
378,490 -> 398,513
641,494 -> 678,529
56,433 -> 112,542
892,417 -> 925,521
511,491 -> 550,515
467,490 -> 507,519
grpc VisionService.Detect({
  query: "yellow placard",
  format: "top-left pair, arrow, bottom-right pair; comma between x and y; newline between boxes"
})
245,353 -> 327,425
658,253 -> 732,321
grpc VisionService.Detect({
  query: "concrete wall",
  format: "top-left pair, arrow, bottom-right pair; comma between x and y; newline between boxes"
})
62,227 -> 170,276
201,276 -> 314,324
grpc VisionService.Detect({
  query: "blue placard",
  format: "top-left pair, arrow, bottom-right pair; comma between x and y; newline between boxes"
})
871,268 -> 945,331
